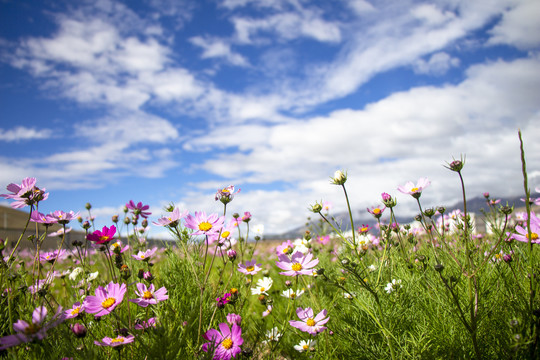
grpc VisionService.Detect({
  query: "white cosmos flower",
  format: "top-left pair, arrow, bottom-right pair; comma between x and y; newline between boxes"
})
69,267 -> 83,281
251,277 -> 273,295
294,339 -> 316,352
87,271 -> 99,281
281,288 -> 305,299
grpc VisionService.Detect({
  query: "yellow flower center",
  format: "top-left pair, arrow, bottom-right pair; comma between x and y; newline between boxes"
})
113,243 -> 120,248
221,231 -> 230,238
222,338 -> 233,350
246,265 -> 255,272
303,344 -> 309,350
99,235 -> 110,242
306,318 -> 316,326
260,287 -> 265,292
46,255 -> 51,259
112,337 -> 125,343
290,293 -> 296,299
140,254 -> 145,259
361,227 -> 368,232
527,232 -> 539,240
101,297 -> 116,309
230,288 -> 238,294
373,208 -> 381,214
291,263 -> 303,271
71,307 -> 81,316
199,221 -> 212,232
23,323 -> 41,335
283,247 -> 291,254
143,290 -> 153,299
410,187 -> 419,193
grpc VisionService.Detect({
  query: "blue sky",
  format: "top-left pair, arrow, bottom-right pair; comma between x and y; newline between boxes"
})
1,0 -> 539,237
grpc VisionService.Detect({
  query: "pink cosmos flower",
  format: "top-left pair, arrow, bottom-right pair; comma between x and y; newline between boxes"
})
134,318 -> 157,330
87,225 -> 116,244
397,178 -> 431,198
83,282 -> 126,317
110,240 -> 129,254
241,211 -> 252,222
289,307 -> 329,335
129,283 -> 168,307
64,302 -> 85,320
152,207 -> 188,227
226,313 -> 242,326
48,227 -> 72,237
276,251 -> 319,276
126,200 -> 151,218
132,247 -> 158,261
367,206 -> 385,219
94,335 -> 135,347
215,185 -> 240,204
49,210 -> 80,225
275,240 -> 294,256
202,323 -> 243,360
30,211 -> 57,225
0,177 -> 49,209
39,249 -> 66,263
510,213 -> 540,244
0,306 -> 65,350
317,235 -> 330,245
185,211 -> 225,236
237,260 -> 262,275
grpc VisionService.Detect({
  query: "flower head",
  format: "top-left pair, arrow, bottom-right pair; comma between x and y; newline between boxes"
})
153,207 -> 188,227
185,211 -> 225,236
510,213 -> 540,244
263,327 -> 282,343
39,249 -> 66,263
94,335 -> 135,347
129,283 -> 168,307
83,282 -> 126,317
331,170 -> 347,185
126,200 -> 151,218
134,318 -> 157,330
281,288 -> 305,299
49,210 -> 79,225
367,206 -> 385,219
64,302 -> 85,320
202,323 -> 243,360
294,339 -> 316,352
275,240 -> 294,256
0,306 -> 65,350
30,211 -> 57,225
250,277 -> 273,296
0,177 -> 49,209
87,225 -> 116,244
226,314 -> 242,326
397,178 -> 431,199
289,307 -> 329,335
276,251 -> 319,276
215,185 -> 240,205
237,260 -> 262,275
132,247 -> 158,261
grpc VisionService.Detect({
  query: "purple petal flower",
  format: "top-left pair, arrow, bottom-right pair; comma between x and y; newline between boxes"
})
83,282 -> 126,317
289,307 -> 329,335
129,283 -> 168,307
275,251 -> 319,276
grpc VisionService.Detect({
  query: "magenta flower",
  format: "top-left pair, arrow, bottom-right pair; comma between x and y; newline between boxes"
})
202,323 -> 243,360
64,302 -> 85,320
49,210 -> 80,225
241,211 -> 252,222
276,251 -> 319,276
226,313 -> 242,326
134,318 -> 157,330
0,177 -> 49,209
510,213 -> 540,244
87,225 -> 116,244
0,306 -> 65,350
367,205 -> 385,219
132,247 -> 158,261
153,207 -> 188,227
185,211 -> 225,236
94,335 -> 135,347
126,200 -> 151,218
397,178 -> 431,198
237,260 -> 262,275
129,283 -> 168,307
216,293 -> 232,309
83,282 -> 126,317
289,307 -> 329,335
276,240 -> 294,256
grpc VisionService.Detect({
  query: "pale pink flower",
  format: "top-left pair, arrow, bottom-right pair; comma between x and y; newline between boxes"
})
276,251 -> 319,276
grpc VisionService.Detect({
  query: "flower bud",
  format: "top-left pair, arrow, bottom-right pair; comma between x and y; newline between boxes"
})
227,249 -> 237,261
112,215 -> 119,223
85,203 -> 92,210
70,323 -> 87,338
123,217 -> 131,225
434,263 -> 444,273
437,206 -> 446,214
331,170 -> 347,185
423,208 -> 436,218
449,160 -> 463,172
285,280 -> 292,288
310,202 -> 323,213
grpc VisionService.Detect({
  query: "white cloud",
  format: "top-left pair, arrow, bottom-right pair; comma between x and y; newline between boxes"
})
189,36 -> 249,66
0,127 -> 54,142
488,0 -> 540,50
413,52 -> 460,75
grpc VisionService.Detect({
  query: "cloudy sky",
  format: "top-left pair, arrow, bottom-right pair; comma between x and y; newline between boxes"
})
1,0 -> 539,237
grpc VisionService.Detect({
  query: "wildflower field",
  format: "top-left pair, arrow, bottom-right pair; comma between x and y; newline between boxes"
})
1,132 -> 540,360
